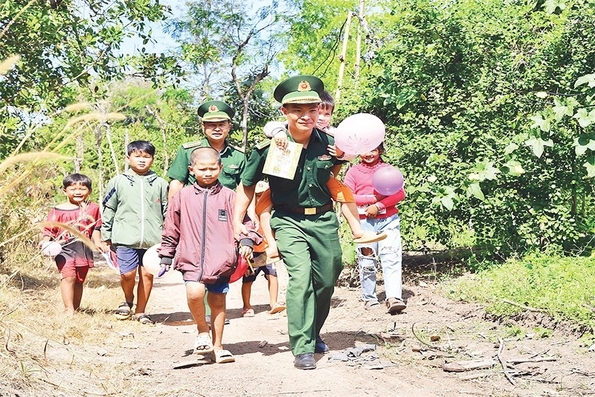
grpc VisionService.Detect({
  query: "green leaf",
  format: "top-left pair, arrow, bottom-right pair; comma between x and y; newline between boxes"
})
467,183 -> 485,201
575,73 -> 595,88
552,99 -> 573,121
504,142 -> 519,155
544,0 -> 566,13
574,135 -> 595,156
584,158 -> 595,178
573,108 -> 595,128
529,114 -> 550,132
470,160 -> 501,181
524,137 -> 553,158
502,160 -> 525,176
441,196 -> 454,210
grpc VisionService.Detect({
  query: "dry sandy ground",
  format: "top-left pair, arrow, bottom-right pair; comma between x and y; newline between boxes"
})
94,262 -> 595,397
4,259 -> 595,397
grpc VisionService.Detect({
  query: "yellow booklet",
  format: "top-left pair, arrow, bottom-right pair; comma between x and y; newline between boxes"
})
263,140 -> 303,180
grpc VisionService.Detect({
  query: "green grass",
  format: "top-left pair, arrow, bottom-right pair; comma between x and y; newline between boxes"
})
445,253 -> 595,329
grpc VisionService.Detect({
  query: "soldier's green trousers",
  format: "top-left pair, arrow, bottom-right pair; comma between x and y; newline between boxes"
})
271,210 -> 343,355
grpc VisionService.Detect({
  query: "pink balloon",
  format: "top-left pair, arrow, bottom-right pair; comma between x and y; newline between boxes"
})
334,113 -> 385,155
373,165 -> 404,195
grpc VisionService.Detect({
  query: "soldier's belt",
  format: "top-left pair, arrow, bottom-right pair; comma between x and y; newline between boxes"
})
277,203 -> 333,215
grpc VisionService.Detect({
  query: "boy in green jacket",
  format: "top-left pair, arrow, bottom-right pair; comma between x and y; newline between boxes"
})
101,140 -> 169,324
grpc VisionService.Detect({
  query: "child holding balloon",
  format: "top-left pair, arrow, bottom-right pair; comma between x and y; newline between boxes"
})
41,173 -> 108,316
262,91 -> 386,258
344,143 -> 407,314
158,147 -> 260,363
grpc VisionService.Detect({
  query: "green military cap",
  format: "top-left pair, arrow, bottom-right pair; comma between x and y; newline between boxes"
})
198,100 -> 235,122
273,75 -> 324,105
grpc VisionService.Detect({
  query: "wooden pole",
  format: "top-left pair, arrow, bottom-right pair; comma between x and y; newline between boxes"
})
355,0 -> 365,79
336,11 -> 352,102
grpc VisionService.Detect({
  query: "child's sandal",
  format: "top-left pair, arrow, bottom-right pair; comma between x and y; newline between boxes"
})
114,302 -> 132,320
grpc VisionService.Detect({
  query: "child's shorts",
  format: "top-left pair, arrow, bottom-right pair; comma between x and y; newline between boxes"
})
243,263 -> 277,283
184,279 -> 230,294
56,261 -> 89,283
116,247 -> 147,274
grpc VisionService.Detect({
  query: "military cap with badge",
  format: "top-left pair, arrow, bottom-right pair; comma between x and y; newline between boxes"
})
273,75 -> 324,105
198,100 -> 235,122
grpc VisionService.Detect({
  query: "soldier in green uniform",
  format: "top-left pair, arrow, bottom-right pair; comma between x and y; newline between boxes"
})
233,75 -> 343,370
167,100 -> 245,199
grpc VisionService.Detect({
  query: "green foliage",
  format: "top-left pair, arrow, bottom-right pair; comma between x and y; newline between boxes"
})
447,254 -> 595,328
0,0 -> 182,158
166,0 -> 286,148
330,0 -> 595,257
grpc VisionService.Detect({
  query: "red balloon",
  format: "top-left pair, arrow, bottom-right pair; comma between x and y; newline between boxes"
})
372,165 -> 404,195
230,255 -> 248,283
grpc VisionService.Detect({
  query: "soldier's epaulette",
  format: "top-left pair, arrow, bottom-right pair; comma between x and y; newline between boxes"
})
227,143 -> 245,153
182,141 -> 209,150
255,139 -> 272,150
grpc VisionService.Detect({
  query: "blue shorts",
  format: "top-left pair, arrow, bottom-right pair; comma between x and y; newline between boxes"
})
243,263 -> 277,283
116,247 -> 147,274
185,280 -> 230,294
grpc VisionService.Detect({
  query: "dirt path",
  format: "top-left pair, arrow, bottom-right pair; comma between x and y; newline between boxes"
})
99,264 -> 594,397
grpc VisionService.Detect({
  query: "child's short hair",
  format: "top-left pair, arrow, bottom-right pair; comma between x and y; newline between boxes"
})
63,173 -> 92,190
127,140 -> 155,156
319,91 -> 335,112
190,147 -> 221,166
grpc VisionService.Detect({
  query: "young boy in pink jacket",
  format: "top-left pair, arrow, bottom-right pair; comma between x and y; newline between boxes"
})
158,147 -> 260,364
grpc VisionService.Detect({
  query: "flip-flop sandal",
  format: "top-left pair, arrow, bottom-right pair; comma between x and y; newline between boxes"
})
386,298 -> 407,314
114,302 -> 132,320
134,314 -> 155,325
194,333 -> 214,354
268,303 -> 286,314
214,349 -> 235,364
241,308 -> 255,317
353,231 -> 388,244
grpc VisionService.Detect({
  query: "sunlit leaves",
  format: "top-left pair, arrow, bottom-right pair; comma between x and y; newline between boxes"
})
524,137 -> 554,158
530,114 -> 551,132
466,182 -> 485,201
468,160 -> 501,181
502,160 -> 525,176
574,73 -> 595,88
584,155 -> 595,178
432,186 -> 457,210
574,135 -> 595,156
552,99 -> 574,121
572,108 -> 595,128
544,0 -> 567,14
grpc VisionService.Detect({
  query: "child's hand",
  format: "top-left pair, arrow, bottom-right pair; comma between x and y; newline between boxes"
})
273,131 -> 289,150
159,257 -> 172,277
264,121 -> 286,138
365,204 -> 380,218
38,238 -> 50,249
95,242 -> 109,253
328,144 -> 344,159
239,244 -> 253,259
158,264 -> 170,277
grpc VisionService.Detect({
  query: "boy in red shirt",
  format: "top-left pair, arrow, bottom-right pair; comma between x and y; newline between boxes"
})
41,173 -> 107,316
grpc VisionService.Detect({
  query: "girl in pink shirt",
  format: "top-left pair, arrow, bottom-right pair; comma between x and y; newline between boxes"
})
344,143 -> 407,314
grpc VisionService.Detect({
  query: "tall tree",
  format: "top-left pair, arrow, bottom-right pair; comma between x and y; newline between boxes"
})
166,0 -> 286,148
0,0 -> 181,156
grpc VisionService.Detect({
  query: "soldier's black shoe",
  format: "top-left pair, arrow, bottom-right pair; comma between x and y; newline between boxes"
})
294,353 -> 316,370
315,337 -> 329,354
